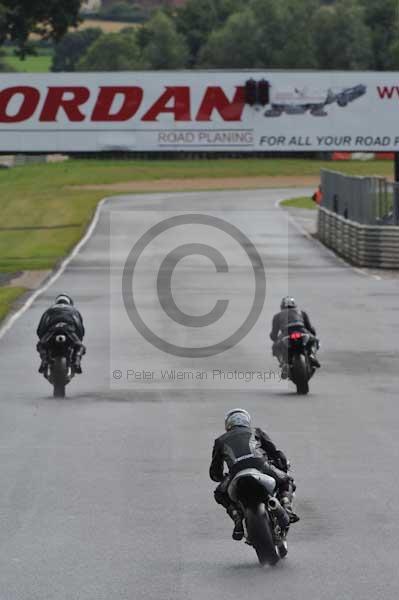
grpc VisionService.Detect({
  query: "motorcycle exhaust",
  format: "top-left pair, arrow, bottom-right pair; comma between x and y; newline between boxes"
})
55,335 -> 66,343
268,497 -> 290,528
268,498 -> 279,510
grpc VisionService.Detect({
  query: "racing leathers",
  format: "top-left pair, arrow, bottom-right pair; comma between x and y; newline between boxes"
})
210,425 -> 298,539
36,304 -> 86,373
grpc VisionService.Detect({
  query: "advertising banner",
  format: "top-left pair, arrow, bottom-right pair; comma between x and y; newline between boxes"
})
1,71 -> 399,152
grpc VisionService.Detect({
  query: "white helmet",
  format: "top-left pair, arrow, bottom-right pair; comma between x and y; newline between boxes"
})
225,408 -> 251,431
280,296 -> 297,310
55,294 -> 74,306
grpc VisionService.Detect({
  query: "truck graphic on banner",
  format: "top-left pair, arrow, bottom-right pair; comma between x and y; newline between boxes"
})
265,84 -> 366,117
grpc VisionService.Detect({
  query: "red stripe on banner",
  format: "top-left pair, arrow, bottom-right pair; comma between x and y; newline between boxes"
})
376,152 -> 394,160
332,152 -> 352,160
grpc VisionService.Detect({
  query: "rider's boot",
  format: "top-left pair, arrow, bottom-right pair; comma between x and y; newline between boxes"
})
73,357 -> 82,374
38,359 -> 48,374
278,357 -> 288,379
309,353 -> 320,368
277,351 -> 288,379
281,496 -> 300,524
38,349 -> 48,374
227,505 -> 244,540
73,348 -> 84,374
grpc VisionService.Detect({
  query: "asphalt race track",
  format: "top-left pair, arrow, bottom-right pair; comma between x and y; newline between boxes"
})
0,189 -> 399,600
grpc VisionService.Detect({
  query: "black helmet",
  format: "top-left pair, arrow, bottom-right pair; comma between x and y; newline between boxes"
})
280,296 -> 297,310
55,294 -> 74,306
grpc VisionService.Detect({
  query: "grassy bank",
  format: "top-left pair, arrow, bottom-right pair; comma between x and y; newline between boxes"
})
48,158 -> 393,181
3,47 -> 53,72
0,287 -> 27,321
0,165 -> 100,272
281,196 -> 317,209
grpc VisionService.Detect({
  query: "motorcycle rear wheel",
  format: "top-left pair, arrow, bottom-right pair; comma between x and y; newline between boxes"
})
292,354 -> 309,395
246,506 -> 279,566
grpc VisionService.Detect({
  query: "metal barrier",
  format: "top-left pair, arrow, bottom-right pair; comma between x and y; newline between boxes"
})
318,170 -> 399,268
318,207 -> 399,268
320,169 -> 399,226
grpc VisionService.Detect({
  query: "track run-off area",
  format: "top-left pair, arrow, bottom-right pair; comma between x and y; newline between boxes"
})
0,188 -> 398,600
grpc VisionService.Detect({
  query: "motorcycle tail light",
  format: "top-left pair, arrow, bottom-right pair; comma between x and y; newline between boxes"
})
290,332 -> 303,340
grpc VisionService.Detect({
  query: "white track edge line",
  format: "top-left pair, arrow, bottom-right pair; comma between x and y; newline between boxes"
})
275,197 -> 382,281
0,196 -> 109,340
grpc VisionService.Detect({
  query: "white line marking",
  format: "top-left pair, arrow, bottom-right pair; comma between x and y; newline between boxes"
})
0,197 -> 109,340
275,198 -> 382,281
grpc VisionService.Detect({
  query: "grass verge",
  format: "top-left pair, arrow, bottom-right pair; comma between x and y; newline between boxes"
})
281,196 -> 317,209
3,47 -> 53,72
45,158 -> 394,181
0,287 -> 27,322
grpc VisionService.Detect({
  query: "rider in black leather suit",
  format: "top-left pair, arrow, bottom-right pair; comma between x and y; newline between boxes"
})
210,408 -> 299,540
270,296 -> 320,377
36,294 -> 86,374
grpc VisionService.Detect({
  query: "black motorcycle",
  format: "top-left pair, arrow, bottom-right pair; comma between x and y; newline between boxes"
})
42,323 -> 76,398
280,331 -> 316,395
228,468 -> 290,566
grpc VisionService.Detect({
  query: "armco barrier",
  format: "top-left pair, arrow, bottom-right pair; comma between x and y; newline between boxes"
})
318,207 -> 399,268
320,169 -> 398,225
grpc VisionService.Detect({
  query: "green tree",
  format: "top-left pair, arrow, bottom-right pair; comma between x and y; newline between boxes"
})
99,1 -> 148,23
276,0 -> 318,68
175,0 -> 240,65
312,0 -> 372,69
311,5 -> 337,68
199,9 -> 261,68
359,0 -> 399,70
248,0 -> 286,67
0,47 -> 13,71
77,30 -> 143,71
52,28 -> 102,72
141,11 -> 188,69
0,0 -> 81,57
387,38 -> 399,69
